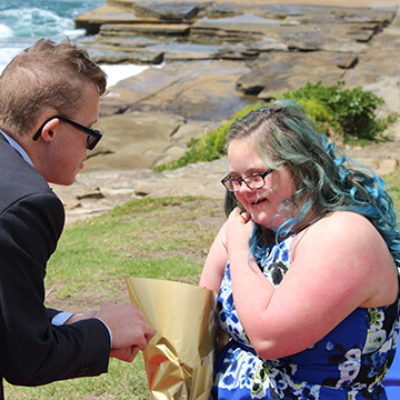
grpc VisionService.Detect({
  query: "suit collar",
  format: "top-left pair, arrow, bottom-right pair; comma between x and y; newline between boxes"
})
0,129 -> 33,166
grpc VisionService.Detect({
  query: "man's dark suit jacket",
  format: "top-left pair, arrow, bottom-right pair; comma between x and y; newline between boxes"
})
0,134 -> 110,399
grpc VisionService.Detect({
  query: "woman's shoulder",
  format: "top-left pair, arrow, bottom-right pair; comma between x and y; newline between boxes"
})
293,210 -> 389,262
291,210 -> 397,307
308,210 -> 378,237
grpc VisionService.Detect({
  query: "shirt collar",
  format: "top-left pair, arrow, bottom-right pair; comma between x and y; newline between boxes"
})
0,129 -> 33,166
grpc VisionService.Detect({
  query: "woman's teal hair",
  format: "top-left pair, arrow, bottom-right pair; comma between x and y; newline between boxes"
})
226,99 -> 400,264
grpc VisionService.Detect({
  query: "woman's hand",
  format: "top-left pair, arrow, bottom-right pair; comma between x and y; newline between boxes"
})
225,207 -> 254,255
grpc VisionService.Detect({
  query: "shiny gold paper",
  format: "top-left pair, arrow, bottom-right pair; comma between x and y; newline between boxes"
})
126,277 -> 217,400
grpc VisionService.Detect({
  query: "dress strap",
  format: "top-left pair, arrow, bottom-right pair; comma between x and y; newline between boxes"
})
228,338 -> 257,356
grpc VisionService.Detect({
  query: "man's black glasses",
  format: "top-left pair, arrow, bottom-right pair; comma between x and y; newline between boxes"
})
221,169 -> 274,192
32,115 -> 103,150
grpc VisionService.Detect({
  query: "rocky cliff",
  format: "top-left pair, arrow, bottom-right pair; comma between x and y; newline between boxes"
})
75,1 -> 400,170
51,0 -> 400,223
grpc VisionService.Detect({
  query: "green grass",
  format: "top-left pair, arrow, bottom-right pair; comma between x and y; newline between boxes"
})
5,357 -> 148,400
5,196 -> 224,400
4,166 -> 400,399
45,196 -> 223,301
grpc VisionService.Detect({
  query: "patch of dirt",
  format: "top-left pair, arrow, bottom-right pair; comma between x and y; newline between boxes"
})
46,274 -> 204,313
344,140 -> 400,161
45,279 -> 130,313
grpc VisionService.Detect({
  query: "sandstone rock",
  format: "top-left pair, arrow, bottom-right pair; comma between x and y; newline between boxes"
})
75,4 -> 137,34
343,13 -> 400,115
76,188 -> 105,200
191,13 -> 281,42
79,1 -> 400,168
85,110 -> 184,171
60,0 -> 400,226
132,1 -> 203,20
153,120 -> 216,167
236,51 -> 356,99
77,2 -> 395,61
100,22 -> 191,35
88,44 -> 164,64
51,159 -> 228,224
100,59 -> 253,121
84,106 -> 221,172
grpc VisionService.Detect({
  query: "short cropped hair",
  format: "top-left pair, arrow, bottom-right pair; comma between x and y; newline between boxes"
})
0,38 -> 107,137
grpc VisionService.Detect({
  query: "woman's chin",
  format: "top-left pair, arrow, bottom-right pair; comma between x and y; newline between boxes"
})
249,212 -> 270,228
250,213 -> 285,232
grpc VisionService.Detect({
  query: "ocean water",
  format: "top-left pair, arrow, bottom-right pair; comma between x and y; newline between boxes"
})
0,0 -> 148,87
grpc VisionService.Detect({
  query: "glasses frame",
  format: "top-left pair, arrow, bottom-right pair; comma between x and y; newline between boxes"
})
221,168 -> 274,192
32,115 -> 102,150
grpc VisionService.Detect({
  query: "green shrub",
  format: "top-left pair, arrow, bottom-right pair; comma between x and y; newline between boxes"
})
278,81 -> 391,140
327,83 -> 384,139
154,81 -> 396,172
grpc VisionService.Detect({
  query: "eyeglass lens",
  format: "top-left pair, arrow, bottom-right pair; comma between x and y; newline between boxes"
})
222,169 -> 273,192
86,134 -> 100,150
58,116 -> 102,150
230,176 -> 264,191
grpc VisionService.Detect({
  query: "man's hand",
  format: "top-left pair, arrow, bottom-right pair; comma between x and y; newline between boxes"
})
96,303 -> 155,361
65,303 -> 155,362
110,346 -> 140,362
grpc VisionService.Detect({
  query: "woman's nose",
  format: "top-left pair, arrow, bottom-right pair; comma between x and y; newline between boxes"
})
238,181 -> 254,193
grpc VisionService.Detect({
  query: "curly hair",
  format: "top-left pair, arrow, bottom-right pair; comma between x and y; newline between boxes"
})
226,99 -> 400,264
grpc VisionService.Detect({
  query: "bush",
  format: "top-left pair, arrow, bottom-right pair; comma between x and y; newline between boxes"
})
277,81 -> 391,140
154,81 -> 396,172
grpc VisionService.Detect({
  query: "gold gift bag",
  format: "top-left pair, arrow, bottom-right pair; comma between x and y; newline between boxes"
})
126,277 -> 217,400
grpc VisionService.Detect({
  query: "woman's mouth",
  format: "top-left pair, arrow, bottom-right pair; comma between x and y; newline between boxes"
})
250,197 -> 267,207
249,190 -> 271,207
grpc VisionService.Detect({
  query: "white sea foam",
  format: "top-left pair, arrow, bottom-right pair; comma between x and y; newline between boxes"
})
101,64 -> 150,87
0,24 -> 13,39
0,60 -> 150,87
0,2 -> 152,86
1,7 -> 73,37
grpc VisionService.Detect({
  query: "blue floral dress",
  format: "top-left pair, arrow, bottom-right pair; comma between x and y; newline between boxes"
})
211,235 -> 400,399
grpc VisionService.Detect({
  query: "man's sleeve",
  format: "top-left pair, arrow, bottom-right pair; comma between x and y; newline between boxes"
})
0,191 -> 110,386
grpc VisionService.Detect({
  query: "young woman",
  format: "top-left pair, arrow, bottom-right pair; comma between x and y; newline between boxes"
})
200,100 -> 400,399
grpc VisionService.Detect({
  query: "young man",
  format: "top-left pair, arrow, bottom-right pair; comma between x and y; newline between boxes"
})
0,39 -> 155,399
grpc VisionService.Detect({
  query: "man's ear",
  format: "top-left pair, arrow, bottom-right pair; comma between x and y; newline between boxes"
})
39,117 -> 60,143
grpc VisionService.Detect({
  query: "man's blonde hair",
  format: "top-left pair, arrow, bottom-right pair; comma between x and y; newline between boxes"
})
0,38 -> 107,137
